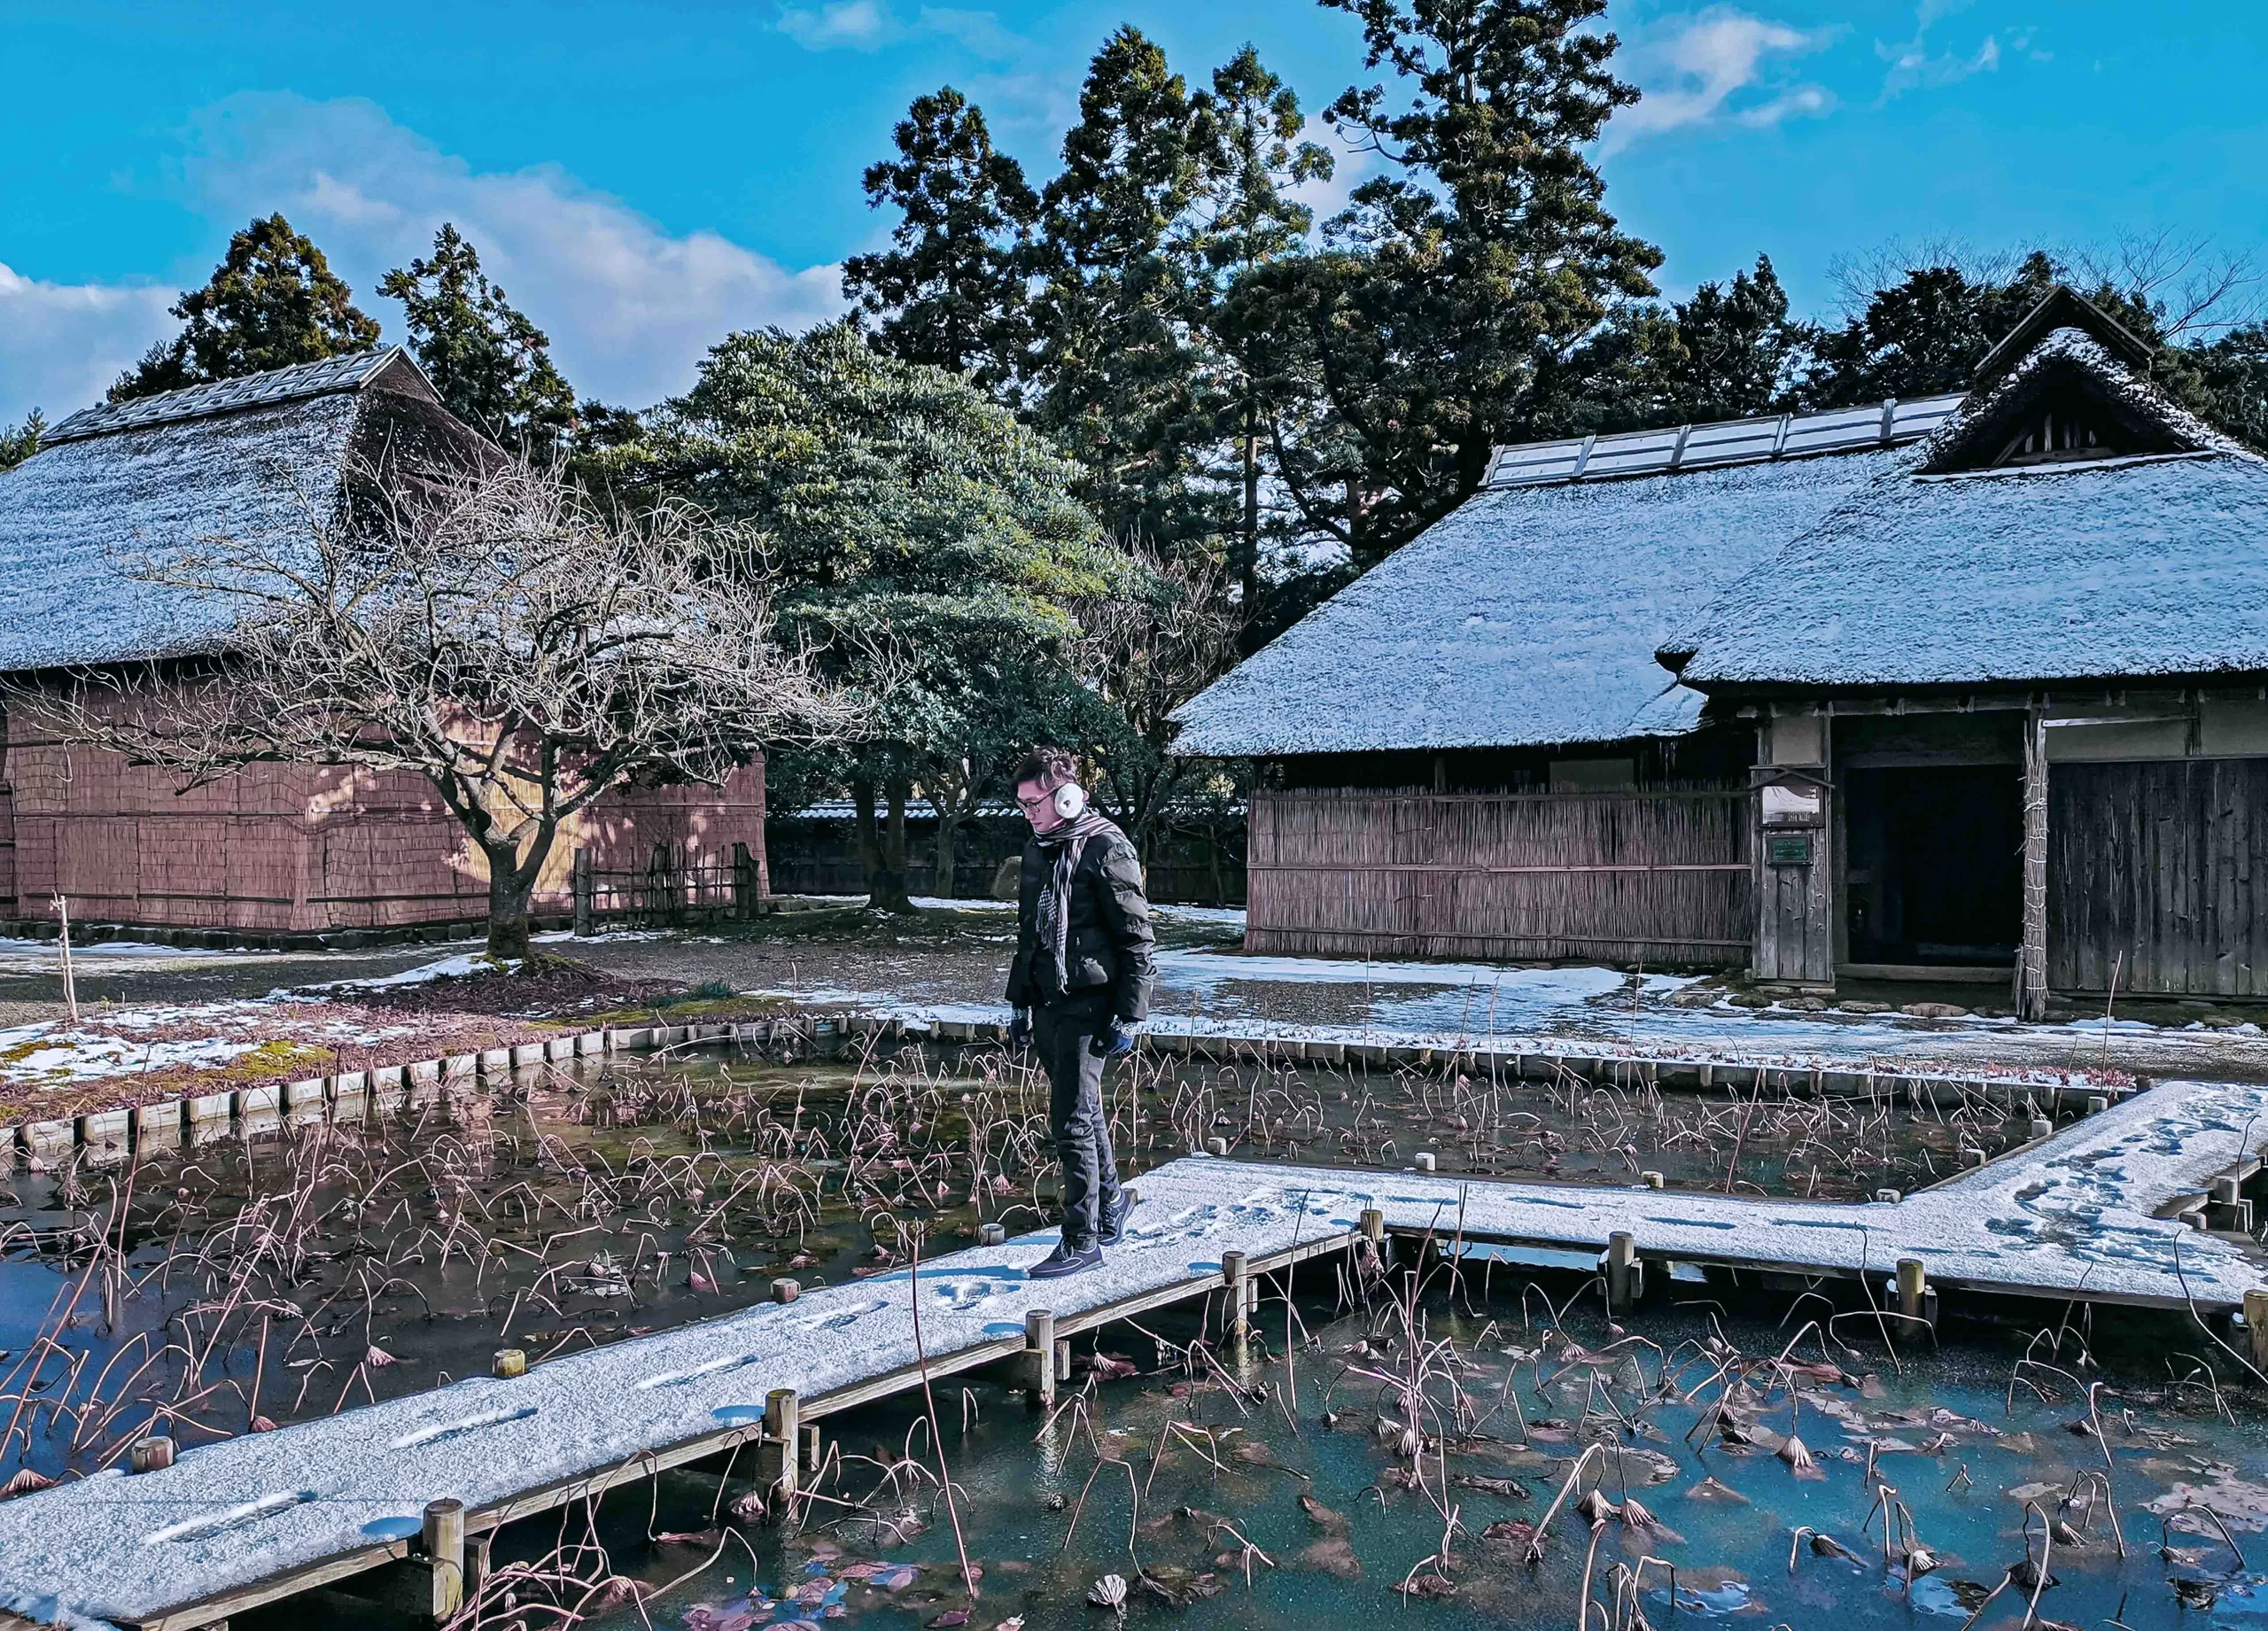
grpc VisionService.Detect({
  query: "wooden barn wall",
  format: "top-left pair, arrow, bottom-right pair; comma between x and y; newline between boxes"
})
1247,788 -> 1752,967
0,687 -> 765,934
2048,757 -> 2268,997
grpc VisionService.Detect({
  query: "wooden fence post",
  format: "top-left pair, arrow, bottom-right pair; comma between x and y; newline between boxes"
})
734,842 -> 758,922
571,849 -> 593,938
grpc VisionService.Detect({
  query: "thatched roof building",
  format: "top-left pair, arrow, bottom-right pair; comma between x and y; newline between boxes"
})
1181,289 -> 2268,1014
1664,327 -> 2268,689
0,352 -> 764,944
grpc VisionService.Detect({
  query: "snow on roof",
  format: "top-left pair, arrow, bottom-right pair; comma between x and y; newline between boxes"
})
44,348 -> 413,442
1668,330 -> 2268,689
0,353 -> 465,673
1173,442 -> 1917,757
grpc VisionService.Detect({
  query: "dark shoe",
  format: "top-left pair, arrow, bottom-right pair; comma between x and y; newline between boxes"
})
1098,1193 -> 1130,1247
1028,1241 -> 1103,1279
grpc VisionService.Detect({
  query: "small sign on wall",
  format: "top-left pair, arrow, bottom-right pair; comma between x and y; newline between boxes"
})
1759,780 -> 1825,828
1767,834 -> 1814,866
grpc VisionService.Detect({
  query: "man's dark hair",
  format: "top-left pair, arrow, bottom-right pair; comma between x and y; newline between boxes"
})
1013,745 -> 1079,788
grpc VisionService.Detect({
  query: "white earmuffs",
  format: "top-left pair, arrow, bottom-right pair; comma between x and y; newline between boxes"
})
1052,781 -> 1088,820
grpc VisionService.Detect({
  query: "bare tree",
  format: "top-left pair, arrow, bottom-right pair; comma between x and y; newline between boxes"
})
2069,229 -> 2264,341
25,455 -> 859,957
1080,540 -> 1241,858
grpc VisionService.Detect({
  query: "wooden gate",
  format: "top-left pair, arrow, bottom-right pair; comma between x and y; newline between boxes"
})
1247,788 -> 1751,967
2048,757 -> 2268,997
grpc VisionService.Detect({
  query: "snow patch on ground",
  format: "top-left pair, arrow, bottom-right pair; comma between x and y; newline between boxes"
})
0,1001 -> 430,1091
0,1027 -> 266,1084
0,936 -> 257,967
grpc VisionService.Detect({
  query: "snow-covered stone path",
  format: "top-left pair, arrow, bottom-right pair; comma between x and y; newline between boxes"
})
3,1077 -> 2262,1629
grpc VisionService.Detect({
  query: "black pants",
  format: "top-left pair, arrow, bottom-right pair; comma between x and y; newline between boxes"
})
1032,994 -> 1122,1251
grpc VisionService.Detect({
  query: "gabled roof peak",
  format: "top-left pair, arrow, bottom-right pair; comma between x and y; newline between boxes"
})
1916,324 -> 2249,477
45,348 -> 426,445
1972,284 -> 2154,392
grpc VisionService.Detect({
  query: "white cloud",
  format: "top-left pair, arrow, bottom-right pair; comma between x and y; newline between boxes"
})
0,264 -> 175,425
777,1 -> 1020,58
1606,9 -> 1836,151
778,0 -> 888,50
177,93 -> 845,411
1878,31 -> 2000,97
916,7 -> 1021,57
1286,113 -> 1375,229
1877,0 -> 2003,99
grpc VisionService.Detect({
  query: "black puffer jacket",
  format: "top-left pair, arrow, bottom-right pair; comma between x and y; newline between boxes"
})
1004,820 -> 1156,1021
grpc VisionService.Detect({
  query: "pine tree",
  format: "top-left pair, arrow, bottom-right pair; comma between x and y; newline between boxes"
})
840,89 -> 1039,395
1664,254 -> 1807,422
1268,0 -> 1662,564
594,321 -> 1128,912
379,224 -> 578,456
1029,27 -> 1226,561
110,214 -> 381,401
0,408 -> 43,473
1802,252 -> 2062,403
1187,46 -> 1333,632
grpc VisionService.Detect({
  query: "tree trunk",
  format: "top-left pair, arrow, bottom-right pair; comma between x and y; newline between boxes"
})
852,777 -> 917,914
935,807 -> 962,899
1239,397 -> 1262,634
485,849 -> 538,959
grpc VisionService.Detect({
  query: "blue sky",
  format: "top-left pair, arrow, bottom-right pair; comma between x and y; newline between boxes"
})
4,0 -> 2265,423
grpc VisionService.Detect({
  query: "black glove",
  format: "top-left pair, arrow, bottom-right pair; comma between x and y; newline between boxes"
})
1089,1024 -> 1135,1060
1006,1011 -> 1031,1047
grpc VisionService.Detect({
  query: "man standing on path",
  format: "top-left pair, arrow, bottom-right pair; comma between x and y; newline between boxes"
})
1005,745 -> 1155,1279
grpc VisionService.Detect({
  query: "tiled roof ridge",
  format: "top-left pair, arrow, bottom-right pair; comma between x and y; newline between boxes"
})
1485,391 -> 1969,490
45,348 -> 406,445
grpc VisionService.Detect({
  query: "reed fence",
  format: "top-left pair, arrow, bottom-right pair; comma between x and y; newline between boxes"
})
1247,786 -> 1751,968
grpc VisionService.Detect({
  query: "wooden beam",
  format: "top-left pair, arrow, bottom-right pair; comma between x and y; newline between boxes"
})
2019,704 -> 2051,1021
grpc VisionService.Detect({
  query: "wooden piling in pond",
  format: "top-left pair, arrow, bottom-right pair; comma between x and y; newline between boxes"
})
1223,1250 -> 1250,1358
759,1388 -> 800,1511
422,1497 -> 464,1622
1023,1309 -> 1056,1407
1605,1231 -> 1639,1313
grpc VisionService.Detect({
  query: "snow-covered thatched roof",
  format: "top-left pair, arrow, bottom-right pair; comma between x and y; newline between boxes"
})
0,349 -> 464,673
1171,394 -> 1962,757
1665,325 -> 2268,690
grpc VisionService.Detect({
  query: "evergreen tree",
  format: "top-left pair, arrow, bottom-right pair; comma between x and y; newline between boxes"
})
594,321 -> 1130,912
379,223 -> 578,456
1802,252 -> 2062,403
0,408 -> 43,474
1663,254 -> 1807,422
111,214 -> 380,401
2187,322 -> 2268,451
1187,46 -> 1333,632
840,89 -> 1039,395
1268,0 -> 1661,564
1029,27 -> 1226,561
